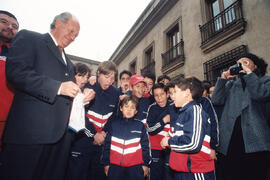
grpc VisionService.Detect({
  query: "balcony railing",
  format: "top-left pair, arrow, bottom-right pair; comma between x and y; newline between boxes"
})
161,40 -> 184,68
200,0 -> 244,45
141,60 -> 155,75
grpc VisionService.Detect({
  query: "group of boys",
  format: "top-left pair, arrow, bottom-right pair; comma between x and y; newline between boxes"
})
0,10 -> 217,180
67,65 -> 218,180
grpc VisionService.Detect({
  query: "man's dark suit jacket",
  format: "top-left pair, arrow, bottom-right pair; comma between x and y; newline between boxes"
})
3,30 -> 75,145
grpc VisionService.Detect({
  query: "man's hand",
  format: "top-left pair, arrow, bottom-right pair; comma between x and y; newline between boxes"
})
93,131 -> 106,146
104,165 -> 110,176
221,69 -> 236,80
83,88 -> 95,104
237,58 -> 253,74
142,166 -> 149,177
160,136 -> 169,149
60,81 -> 80,98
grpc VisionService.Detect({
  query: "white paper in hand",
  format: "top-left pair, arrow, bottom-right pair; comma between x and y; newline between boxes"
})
68,93 -> 86,132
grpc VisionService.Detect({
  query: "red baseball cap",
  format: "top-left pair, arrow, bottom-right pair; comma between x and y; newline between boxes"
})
129,74 -> 146,86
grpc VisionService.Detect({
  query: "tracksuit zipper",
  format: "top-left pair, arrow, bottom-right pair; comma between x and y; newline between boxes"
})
120,118 -> 128,166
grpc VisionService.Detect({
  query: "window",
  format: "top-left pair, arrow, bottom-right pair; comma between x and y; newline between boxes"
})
161,22 -> 185,73
203,45 -> 247,84
209,0 -> 235,31
145,46 -> 153,66
129,60 -> 137,75
141,44 -> 155,75
167,25 -> 181,58
200,0 -> 246,53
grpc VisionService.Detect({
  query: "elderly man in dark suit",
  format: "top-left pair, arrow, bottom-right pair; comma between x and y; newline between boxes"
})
1,12 -> 83,180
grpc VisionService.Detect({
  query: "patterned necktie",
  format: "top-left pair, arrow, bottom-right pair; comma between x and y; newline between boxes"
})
0,44 -> 9,57
58,46 -> 62,56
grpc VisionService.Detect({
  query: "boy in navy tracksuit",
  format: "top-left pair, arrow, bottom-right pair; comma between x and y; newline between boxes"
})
197,97 -> 219,156
146,83 -> 171,180
68,61 -> 119,180
117,70 -> 132,96
102,95 -> 151,180
129,74 -> 150,126
161,77 -> 215,180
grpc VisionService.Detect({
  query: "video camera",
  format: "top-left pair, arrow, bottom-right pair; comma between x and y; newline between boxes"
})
230,63 -> 243,75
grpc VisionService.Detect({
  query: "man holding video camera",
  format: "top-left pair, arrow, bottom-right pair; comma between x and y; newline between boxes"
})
211,53 -> 270,180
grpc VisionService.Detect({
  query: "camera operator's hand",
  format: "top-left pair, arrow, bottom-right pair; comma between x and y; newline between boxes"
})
237,58 -> 256,74
221,69 -> 236,80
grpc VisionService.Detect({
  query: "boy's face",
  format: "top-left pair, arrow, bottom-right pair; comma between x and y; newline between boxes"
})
131,82 -> 145,98
153,88 -> 168,107
120,101 -> 138,118
144,77 -> 154,94
159,78 -> 170,85
209,86 -> 215,98
75,72 -> 89,89
172,85 -> 191,107
98,71 -> 115,90
120,73 -> 130,92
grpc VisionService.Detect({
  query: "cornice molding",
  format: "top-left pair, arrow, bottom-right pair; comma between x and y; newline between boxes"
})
67,54 -> 100,65
110,0 -> 179,65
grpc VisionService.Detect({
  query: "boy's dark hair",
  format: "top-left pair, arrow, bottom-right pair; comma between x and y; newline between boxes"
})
119,70 -> 132,79
75,63 -> 91,77
202,80 -> 211,94
157,74 -> 171,83
238,53 -> 268,76
96,61 -> 118,79
172,77 -> 203,100
165,81 -> 175,93
120,95 -> 139,111
152,83 -> 167,95
142,72 -> 156,83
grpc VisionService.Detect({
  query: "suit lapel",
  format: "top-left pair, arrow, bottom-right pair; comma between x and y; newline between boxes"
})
43,33 -> 66,66
63,49 -> 74,73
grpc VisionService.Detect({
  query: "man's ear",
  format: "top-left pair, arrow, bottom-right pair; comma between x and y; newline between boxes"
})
55,18 -> 62,28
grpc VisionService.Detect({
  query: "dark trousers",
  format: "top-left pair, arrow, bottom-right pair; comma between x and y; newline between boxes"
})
67,137 -> 106,180
218,117 -> 269,180
149,149 -> 165,180
0,130 -> 74,180
164,149 -> 174,180
164,165 -> 175,180
173,171 -> 215,180
107,164 -> 144,180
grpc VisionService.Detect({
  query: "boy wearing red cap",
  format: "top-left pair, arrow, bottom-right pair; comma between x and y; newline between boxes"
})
129,74 -> 151,126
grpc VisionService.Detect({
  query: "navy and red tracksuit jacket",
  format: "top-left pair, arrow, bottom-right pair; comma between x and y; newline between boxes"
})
84,82 -> 119,138
168,100 -> 215,173
102,116 -> 151,167
197,97 -> 219,150
134,97 -> 150,126
146,101 -> 170,150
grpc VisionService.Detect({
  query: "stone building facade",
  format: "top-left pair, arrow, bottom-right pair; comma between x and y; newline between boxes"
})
110,0 -> 270,85
67,54 -> 100,76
